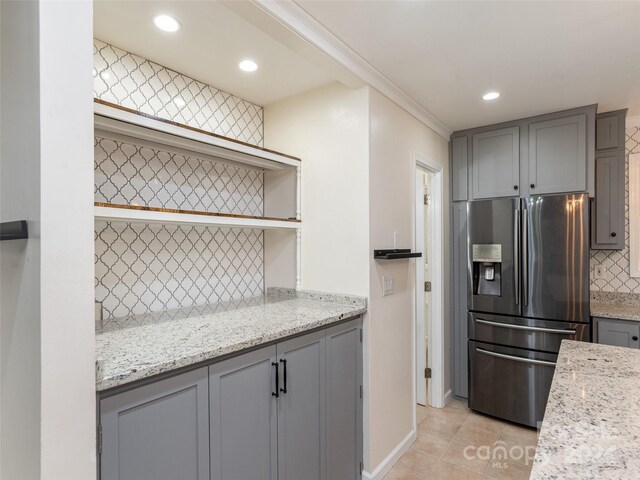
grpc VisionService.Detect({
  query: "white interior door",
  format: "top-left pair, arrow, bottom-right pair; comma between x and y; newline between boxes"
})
415,171 -> 427,406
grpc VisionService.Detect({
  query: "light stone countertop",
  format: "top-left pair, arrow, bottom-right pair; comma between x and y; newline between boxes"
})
95,288 -> 366,391
530,340 -> 640,479
590,291 -> 640,322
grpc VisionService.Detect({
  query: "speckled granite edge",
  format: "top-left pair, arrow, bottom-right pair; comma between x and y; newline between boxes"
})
96,290 -> 367,391
591,290 -> 640,306
590,291 -> 640,322
531,340 -> 640,479
267,287 -> 367,308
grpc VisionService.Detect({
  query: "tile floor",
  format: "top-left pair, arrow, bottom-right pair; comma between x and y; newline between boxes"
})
384,398 -> 539,480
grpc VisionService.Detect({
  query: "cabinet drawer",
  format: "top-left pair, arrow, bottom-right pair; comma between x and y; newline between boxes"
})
596,318 -> 640,349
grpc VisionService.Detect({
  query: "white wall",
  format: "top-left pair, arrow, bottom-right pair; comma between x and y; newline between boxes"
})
1,2 -> 42,477
367,89 -> 449,471
1,1 -> 96,478
264,82 -> 370,296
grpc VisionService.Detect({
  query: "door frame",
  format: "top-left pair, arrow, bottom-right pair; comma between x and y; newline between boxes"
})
413,152 -> 445,413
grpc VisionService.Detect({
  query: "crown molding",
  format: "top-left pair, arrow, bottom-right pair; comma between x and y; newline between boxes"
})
251,0 -> 452,140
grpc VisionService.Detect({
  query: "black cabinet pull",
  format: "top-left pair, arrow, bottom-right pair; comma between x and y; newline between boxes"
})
633,336 -> 638,341
611,232 -> 617,237
271,362 -> 279,398
530,183 -> 535,188
279,358 -> 288,394
513,185 -> 519,190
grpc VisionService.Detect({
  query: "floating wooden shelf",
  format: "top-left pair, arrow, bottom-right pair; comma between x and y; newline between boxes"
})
94,99 -> 300,171
374,249 -> 422,260
94,203 -> 301,230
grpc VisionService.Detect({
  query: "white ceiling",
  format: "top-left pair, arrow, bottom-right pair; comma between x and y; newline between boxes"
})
93,0 -> 336,106
296,0 -> 640,131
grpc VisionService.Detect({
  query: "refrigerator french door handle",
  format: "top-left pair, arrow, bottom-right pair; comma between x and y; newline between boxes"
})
514,208 -> 520,305
476,318 -> 576,335
477,348 -> 556,367
522,207 -> 529,306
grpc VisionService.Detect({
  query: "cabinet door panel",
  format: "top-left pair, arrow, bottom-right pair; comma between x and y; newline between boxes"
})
326,319 -> 362,480
100,368 -> 209,480
472,127 -> 519,199
209,346 -> 277,480
597,319 -> 640,349
452,203 -> 469,398
452,136 -> 468,201
592,151 -> 625,248
596,110 -> 626,151
528,114 -> 586,194
277,330 -> 326,480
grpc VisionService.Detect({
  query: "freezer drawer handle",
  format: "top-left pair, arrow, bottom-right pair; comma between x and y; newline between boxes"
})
476,318 -> 576,335
477,348 -> 556,367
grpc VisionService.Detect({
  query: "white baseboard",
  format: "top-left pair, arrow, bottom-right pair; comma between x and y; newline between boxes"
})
362,429 -> 416,480
443,389 -> 452,406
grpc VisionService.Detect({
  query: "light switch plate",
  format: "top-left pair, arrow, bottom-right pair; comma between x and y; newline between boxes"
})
383,276 -> 394,296
594,265 -> 606,280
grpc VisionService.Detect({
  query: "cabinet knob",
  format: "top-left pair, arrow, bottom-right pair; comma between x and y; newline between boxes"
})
633,336 -> 638,341
513,185 -> 519,190
530,184 -> 535,189
611,232 -> 617,237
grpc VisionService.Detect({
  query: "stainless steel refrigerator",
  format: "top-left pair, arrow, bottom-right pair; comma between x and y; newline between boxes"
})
467,193 -> 590,427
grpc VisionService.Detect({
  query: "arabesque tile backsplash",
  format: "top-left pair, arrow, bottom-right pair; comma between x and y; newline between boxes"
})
93,39 -> 267,319
93,38 -> 264,146
590,125 -> 640,293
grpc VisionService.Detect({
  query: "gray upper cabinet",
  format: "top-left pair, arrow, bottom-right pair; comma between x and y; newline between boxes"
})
277,329 -> 326,480
209,346 -> 278,480
528,114 -> 587,195
325,319 -> 363,480
451,136 -> 469,201
100,367 -> 210,480
596,318 -> 640,349
471,126 -> 520,199
592,150 -> 625,249
592,110 -> 626,250
596,110 -> 627,150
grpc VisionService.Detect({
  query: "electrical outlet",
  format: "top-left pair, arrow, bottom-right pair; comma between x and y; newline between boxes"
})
383,276 -> 394,296
594,265 -> 606,280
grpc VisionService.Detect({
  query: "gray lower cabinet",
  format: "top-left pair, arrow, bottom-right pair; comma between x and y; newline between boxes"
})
209,346 -> 277,480
100,367 -> 210,480
528,114 -> 587,195
325,319 -> 363,480
277,330 -> 326,480
591,150 -> 625,249
99,318 -> 363,480
471,126 -> 520,199
595,317 -> 640,349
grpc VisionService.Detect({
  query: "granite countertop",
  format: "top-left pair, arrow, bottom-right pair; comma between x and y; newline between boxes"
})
95,288 -> 366,391
590,291 -> 640,322
530,340 -> 640,479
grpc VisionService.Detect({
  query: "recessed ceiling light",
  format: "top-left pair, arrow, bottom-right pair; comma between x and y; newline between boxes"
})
483,91 -> 500,101
239,60 -> 258,72
154,14 -> 180,32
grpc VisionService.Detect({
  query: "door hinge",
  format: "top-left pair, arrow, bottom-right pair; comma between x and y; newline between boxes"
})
360,384 -> 363,399
360,328 -> 363,342
97,424 -> 103,455
424,194 -> 430,206
425,367 -> 431,379
424,281 -> 432,292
